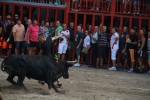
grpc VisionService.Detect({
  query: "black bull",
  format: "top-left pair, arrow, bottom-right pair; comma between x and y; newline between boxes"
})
1,55 -> 73,92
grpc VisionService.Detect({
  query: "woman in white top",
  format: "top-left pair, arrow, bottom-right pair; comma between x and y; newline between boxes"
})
109,27 -> 119,71
83,30 -> 91,66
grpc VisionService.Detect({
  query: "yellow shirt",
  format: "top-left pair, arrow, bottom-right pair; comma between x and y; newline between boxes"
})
13,24 -> 25,41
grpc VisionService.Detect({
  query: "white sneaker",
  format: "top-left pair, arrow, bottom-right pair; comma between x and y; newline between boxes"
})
128,68 -> 133,73
74,63 -> 80,67
109,67 -> 116,71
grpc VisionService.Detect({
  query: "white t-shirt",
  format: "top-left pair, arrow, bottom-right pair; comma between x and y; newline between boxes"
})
83,35 -> 90,49
58,30 -> 70,44
91,32 -> 98,44
110,32 -> 119,49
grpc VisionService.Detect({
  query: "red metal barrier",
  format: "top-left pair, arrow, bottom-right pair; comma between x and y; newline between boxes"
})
0,0 -> 150,69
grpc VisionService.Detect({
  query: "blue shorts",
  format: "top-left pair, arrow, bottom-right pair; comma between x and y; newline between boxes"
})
76,48 -> 81,56
134,0 -> 141,6
15,41 -> 26,49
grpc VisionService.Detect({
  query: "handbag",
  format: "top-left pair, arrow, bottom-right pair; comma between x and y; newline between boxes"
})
82,47 -> 88,54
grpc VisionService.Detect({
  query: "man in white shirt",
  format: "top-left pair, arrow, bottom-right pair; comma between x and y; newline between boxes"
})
90,26 -> 98,67
109,28 -> 119,71
58,24 -> 70,60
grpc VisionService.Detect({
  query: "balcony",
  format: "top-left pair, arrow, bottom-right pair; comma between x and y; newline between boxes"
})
0,0 -> 66,8
69,0 -> 150,16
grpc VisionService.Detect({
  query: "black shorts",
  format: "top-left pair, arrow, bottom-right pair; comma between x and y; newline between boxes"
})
120,49 -> 129,59
15,41 -> 26,49
137,50 -> 146,58
29,41 -> 37,47
97,47 -> 106,58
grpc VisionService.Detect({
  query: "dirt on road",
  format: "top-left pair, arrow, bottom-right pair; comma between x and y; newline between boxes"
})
0,58 -> 150,100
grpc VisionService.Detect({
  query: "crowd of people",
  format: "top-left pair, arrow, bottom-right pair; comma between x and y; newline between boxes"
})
0,14 -> 150,75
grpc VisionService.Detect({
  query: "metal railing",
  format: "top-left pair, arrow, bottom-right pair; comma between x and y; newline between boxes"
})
115,0 -> 150,15
70,0 -> 111,13
69,0 -> 150,16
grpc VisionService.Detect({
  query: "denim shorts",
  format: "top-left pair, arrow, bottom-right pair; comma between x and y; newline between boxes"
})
15,41 -> 26,49
76,48 -> 81,56
133,0 -> 141,6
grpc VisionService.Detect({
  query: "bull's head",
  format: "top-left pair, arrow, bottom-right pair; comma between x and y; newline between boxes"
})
1,65 -> 13,76
63,61 -> 73,79
1,57 -> 13,76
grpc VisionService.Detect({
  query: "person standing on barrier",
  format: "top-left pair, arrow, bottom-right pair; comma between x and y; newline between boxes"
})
13,19 -> 26,55
133,0 -> 141,14
27,19 -> 39,56
109,27 -> 119,71
54,21 -> 63,54
127,27 -> 138,73
96,24 -> 108,69
148,0 -> 150,14
57,24 -> 70,61
5,19 -> 14,57
119,26 -> 129,71
68,22 -> 74,61
137,29 -> 146,73
90,26 -> 98,67
74,25 -> 83,67
83,30 -> 90,67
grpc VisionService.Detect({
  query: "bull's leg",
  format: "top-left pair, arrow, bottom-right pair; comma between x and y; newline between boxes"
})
45,72 -> 53,89
17,75 -> 28,91
7,74 -> 17,85
52,83 -> 59,93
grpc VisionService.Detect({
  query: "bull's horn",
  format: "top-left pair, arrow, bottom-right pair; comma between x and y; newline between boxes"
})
67,59 -> 77,63
1,65 -> 6,71
1,65 -> 10,71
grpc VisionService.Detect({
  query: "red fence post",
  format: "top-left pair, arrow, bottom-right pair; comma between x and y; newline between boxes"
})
20,6 -> 23,20
29,7 -> 32,19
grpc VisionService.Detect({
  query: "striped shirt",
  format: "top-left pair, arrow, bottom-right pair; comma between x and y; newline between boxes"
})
97,32 -> 108,47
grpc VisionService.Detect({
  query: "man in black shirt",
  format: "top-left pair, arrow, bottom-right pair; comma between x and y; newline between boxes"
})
119,26 -> 129,70
127,27 -> 138,72
38,33 -> 63,88
5,19 -> 14,57
38,33 -> 63,56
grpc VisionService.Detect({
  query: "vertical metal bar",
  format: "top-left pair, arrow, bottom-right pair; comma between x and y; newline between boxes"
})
138,18 -> 142,38
81,14 -> 86,63
55,9 -> 58,26
90,15 -> 95,64
20,6 -> 23,20
46,8 -> 49,21
72,13 -> 77,61
29,7 -> 32,19
117,17 -> 123,68
129,17 -> 132,29
101,15 -> 104,25
37,7 -> 40,24
108,16 -> 114,67
12,4 -> 14,21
